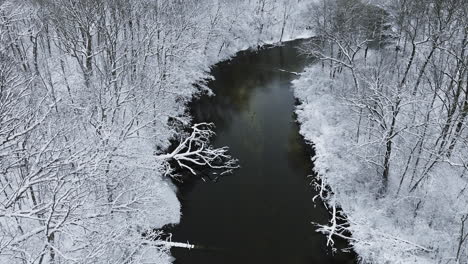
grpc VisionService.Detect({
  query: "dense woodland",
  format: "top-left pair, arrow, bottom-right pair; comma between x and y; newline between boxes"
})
294,0 -> 468,263
0,0 -> 312,263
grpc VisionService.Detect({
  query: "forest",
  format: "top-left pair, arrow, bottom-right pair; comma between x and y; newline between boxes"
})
294,0 -> 468,263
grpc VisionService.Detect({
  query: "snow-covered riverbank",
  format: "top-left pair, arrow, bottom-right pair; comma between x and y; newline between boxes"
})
293,64 -> 467,263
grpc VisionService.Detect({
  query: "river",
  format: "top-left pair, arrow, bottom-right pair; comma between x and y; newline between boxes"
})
168,39 -> 356,264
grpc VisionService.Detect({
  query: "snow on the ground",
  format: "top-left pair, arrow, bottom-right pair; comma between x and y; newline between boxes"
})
292,65 -> 463,263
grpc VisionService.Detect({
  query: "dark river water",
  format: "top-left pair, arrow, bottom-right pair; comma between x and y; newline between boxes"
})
169,39 -> 356,264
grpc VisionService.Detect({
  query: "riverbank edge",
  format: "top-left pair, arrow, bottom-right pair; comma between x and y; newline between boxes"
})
291,65 -> 438,263
291,64 -> 369,263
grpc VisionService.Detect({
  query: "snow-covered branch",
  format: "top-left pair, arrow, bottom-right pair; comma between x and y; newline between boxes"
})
156,123 -> 239,177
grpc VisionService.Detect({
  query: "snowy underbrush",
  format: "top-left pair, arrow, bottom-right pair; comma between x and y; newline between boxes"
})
293,65 -> 468,264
